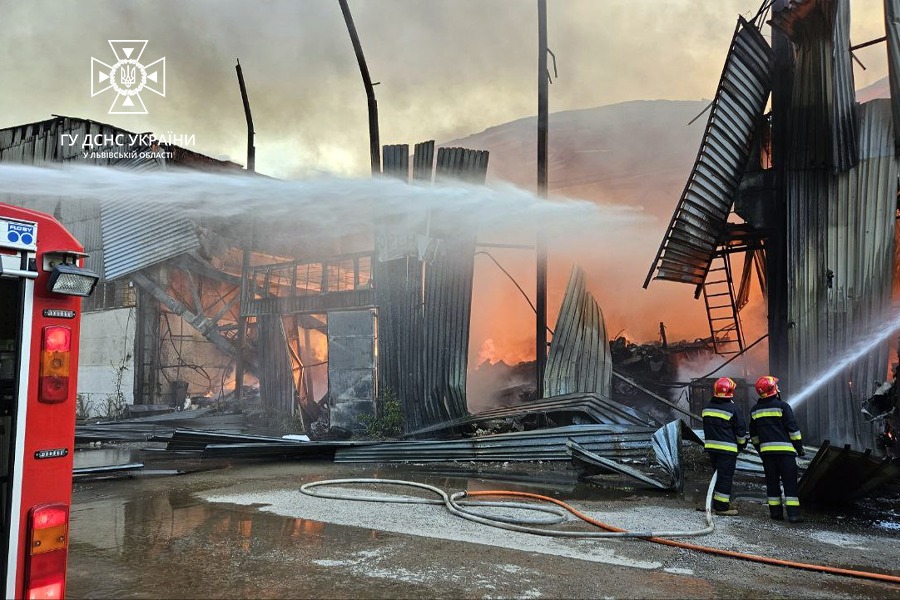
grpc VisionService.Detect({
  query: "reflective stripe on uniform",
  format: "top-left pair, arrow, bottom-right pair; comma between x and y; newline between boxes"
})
702,408 -> 733,420
767,497 -> 782,506
789,430 -> 802,441
785,497 -> 800,507
760,442 -> 795,453
752,408 -> 783,419
713,492 -> 730,503
751,436 -> 760,445
704,441 -> 738,452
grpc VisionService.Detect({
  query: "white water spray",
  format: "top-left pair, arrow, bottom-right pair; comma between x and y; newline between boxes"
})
787,311 -> 900,410
0,164 -> 646,242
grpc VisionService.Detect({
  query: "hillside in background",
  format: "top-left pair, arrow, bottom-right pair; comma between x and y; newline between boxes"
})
444,99 -> 709,217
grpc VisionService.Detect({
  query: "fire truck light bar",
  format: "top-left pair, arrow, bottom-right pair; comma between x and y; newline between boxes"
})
47,264 -> 99,297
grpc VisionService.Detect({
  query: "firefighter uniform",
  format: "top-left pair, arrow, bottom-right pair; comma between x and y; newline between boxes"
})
702,395 -> 748,513
749,391 -> 804,522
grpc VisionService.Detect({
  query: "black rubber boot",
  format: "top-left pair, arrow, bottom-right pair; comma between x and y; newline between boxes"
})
786,506 -> 803,523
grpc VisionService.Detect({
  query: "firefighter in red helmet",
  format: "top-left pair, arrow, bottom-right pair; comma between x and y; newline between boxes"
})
702,376 -> 748,515
750,375 -> 805,523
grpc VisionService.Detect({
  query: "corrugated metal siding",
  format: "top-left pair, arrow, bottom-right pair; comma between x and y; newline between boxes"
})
0,116 -> 181,281
413,141 -> 435,182
373,143 -> 425,427
257,315 -> 297,417
646,18 -> 772,287
786,100 -> 896,448
419,147 -> 488,425
779,0 -> 858,172
101,201 -> 200,280
886,0 -> 900,150
544,266 -> 612,398
373,144 -> 488,430
0,116 -> 163,169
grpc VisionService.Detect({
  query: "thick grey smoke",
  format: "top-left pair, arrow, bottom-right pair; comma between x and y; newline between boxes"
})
6,0 -> 888,178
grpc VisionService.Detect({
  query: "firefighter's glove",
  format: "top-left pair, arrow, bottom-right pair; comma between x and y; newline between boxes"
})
794,443 -> 805,457
737,443 -> 747,453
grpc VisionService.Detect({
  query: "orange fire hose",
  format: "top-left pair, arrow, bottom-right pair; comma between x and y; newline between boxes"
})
466,490 -> 900,586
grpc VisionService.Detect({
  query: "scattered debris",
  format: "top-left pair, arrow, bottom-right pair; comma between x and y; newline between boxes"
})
799,440 -> 900,506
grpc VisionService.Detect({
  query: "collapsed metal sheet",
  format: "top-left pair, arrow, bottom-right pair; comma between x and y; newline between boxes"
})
645,18 -> 773,288
798,440 -> 900,505
404,392 -> 659,439
544,266 -> 612,398
650,420 -> 687,492
334,424 -> 656,463
567,440 -> 671,490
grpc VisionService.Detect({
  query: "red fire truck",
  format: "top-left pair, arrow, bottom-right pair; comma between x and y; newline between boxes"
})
0,203 -> 98,600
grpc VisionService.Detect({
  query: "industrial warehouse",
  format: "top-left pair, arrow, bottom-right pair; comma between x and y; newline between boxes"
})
1,0 -> 899,598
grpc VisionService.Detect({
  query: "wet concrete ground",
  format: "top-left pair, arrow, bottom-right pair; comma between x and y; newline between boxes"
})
67,450 -> 900,599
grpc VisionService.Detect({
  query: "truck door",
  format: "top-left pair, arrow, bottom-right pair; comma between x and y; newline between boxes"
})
1,274 -> 29,597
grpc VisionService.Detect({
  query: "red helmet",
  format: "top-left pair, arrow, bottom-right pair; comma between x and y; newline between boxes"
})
755,375 -> 780,398
713,377 -> 737,398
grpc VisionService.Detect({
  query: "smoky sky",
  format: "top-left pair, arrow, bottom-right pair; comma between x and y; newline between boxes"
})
0,0 -> 890,178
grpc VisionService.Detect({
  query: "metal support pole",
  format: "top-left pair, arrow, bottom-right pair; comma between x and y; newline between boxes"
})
338,0 -> 381,175
235,59 -> 256,400
236,60 -> 255,172
536,0 -> 549,398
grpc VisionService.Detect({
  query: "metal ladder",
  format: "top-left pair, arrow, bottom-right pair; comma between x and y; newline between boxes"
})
702,253 -> 745,356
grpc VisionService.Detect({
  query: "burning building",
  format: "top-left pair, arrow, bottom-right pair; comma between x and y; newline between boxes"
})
646,0 -> 900,452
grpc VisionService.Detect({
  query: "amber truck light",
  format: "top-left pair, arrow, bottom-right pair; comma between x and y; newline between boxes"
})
25,504 -> 69,600
39,326 -> 71,404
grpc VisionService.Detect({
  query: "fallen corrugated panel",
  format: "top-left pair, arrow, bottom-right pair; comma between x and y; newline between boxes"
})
404,392 -> 659,439
200,443 -> 346,460
785,100 -> 896,450
72,463 -> 144,478
645,17 -> 772,288
76,424 -> 167,443
335,424 -> 656,463
157,429 -> 306,451
544,266 -> 612,398
651,420 -> 693,492
798,440 -> 900,505
150,428 -> 364,459
567,439 -> 671,490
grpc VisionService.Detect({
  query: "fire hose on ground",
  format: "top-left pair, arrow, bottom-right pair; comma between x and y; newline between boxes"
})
299,474 -> 900,586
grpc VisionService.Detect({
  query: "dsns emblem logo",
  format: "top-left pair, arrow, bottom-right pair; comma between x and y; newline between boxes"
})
91,40 -> 166,115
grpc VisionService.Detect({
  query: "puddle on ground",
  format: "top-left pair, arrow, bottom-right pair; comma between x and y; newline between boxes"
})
67,486 -> 432,599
